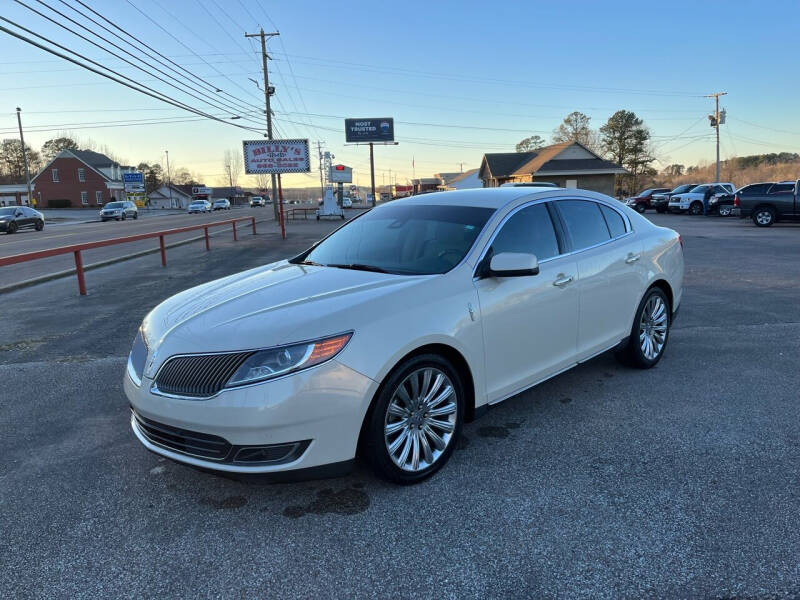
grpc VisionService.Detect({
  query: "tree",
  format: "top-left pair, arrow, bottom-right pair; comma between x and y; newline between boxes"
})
41,136 -> 79,161
0,139 -> 41,184
600,110 -> 655,192
664,163 -> 684,177
137,162 -> 164,194
515,135 -> 546,153
552,111 -> 598,149
222,149 -> 242,188
171,167 -> 199,186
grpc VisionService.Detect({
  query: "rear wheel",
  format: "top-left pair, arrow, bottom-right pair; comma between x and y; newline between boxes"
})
655,207 -> 666,214
689,201 -> 703,215
121,213 -> 127,221
718,205 -> 732,217
362,354 -> 464,484
34,219 -> 44,231
752,206 -> 775,227
615,287 -> 671,369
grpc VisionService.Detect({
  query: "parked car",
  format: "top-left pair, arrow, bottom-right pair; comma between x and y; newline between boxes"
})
125,188 -> 684,484
668,183 -> 735,214
212,199 -> 231,211
625,188 -> 671,213
651,184 -> 700,214
0,205 -> 44,234
500,182 -> 559,188
732,180 -> 800,226
250,196 -> 268,207
100,200 -> 138,221
187,200 -> 211,214
342,197 -> 353,208
710,192 -> 735,216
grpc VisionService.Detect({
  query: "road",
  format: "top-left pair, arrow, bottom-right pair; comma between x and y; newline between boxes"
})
0,206 -> 275,289
2,212 -> 800,598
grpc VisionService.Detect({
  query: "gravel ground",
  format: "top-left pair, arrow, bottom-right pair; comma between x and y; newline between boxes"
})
1,212 -> 799,599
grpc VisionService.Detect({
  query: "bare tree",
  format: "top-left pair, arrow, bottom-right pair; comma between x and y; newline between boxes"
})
552,111 -> 600,150
515,135 -> 546,152
223,149 -> 243,188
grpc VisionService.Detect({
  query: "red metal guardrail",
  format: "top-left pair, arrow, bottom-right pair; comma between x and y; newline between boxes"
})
0,216 -> 257,295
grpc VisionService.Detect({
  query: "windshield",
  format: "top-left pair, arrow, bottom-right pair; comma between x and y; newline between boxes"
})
0,207 -> 16,216
190,201 -> 205,206
105,202 -> 124,209
688,185 -> 708,193
672,184 -> 695,194
637,189 -> 655,196
298,203 -> 496,275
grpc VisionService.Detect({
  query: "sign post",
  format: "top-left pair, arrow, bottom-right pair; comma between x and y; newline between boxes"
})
344,118 -> 395,207
243,139 -> 310,239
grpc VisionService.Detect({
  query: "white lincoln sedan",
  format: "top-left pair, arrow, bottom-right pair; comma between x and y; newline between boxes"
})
125,188 -> 683,484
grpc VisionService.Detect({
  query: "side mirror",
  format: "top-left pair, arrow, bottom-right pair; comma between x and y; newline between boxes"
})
489,252 -> 539,277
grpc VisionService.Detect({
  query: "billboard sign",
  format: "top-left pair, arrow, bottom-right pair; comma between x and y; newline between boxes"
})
191,186 -> 212,197
123,172 -> 145,193
243,139 -> 310,174
329,164 -> 353,183
344,118 -> 394,143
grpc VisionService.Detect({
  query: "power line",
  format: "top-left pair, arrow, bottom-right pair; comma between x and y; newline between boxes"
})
0,19 -> 264,134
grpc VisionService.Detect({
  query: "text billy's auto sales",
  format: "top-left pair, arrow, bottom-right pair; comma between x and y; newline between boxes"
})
242,139 -> 311,174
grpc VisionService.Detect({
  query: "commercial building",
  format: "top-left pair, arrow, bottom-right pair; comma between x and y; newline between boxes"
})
479,142 -> 627,195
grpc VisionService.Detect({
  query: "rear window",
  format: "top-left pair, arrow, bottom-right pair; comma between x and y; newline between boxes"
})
556,200 -> 611,251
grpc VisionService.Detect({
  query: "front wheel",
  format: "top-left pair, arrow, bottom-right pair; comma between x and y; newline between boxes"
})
121,213 -> 127,221
752,206 -> 775,227
689,201 -> 703,215
7,221 -> 17,234
615,287 -> 671,369
133,212 -> 138,220
655,207 -> 666,214
635,203 -> 646,213
362,354 -> 464,484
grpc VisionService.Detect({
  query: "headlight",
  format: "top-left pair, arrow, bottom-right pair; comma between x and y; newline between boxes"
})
225,333 -> 352,387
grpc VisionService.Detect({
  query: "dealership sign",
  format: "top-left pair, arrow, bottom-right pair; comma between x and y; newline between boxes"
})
123,172 -> 145,193
243,139 -> 310,174
344,118 -> 394,143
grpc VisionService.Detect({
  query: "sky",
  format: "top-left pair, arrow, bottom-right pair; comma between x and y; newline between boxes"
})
1,0 -> 799,189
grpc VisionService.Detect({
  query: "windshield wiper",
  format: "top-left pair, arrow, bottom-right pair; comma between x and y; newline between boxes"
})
326,263 -> 390,273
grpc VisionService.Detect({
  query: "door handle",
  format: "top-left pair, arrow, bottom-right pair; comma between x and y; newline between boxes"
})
553,274 -> 573,287
625,253 -> 641,264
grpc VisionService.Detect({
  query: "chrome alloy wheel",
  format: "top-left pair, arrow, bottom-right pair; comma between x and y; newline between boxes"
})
755,210 -> 772,226
384,367 -> 457,472
639,295 -> 668,360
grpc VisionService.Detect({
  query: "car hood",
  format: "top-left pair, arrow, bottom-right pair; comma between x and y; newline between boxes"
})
141,261 -> 428,374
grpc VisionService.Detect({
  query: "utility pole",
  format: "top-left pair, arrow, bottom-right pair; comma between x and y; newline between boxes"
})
317,141 -> 325,200
369,142 -> 375,206
245,28 -> 280,220
165,150 -> 173,208
705,92 -> 727,183
15,108 -> 32,207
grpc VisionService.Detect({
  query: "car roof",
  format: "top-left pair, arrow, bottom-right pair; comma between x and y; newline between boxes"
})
381,187 -> 623,210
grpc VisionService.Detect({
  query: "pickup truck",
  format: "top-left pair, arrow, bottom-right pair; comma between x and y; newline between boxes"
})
668,183 -> 735,214
651,183 -> 700,213
731,180 -> 800,226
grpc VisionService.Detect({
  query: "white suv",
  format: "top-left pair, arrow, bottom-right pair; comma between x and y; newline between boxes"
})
668,183 -> 735,214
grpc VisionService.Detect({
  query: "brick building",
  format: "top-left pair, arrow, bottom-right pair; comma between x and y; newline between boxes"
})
32,150 -> 133,208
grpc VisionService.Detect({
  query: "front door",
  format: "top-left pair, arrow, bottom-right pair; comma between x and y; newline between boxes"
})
474,202 -> 579,403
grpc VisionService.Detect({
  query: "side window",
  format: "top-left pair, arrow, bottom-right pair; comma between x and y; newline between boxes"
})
490,203 -> 559,261
599,205 -> 627,238
769,183 -> 793,194
556,200 -> 611,251
742,184 -> 770,195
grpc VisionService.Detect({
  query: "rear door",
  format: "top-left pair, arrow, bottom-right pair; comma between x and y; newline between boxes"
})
767,183 -> 795,218
554,199 -> 645,359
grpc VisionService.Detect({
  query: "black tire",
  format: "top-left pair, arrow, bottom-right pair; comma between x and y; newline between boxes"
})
121,213 -> 127,221
7,221 -> 17,234
718,205 -> 732,217
615,287 -> 671,369
689,201 -> 703,216
752,206 -> 775,227
133,212 -> 138,220
635,203 -> 646,213
655,207 -> 666,214
361,353 -> 465,484
35,219 -> 44,231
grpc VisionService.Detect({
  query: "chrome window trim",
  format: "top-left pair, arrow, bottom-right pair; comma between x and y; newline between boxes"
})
149,330 -> 354,400
472,196 -> 633,276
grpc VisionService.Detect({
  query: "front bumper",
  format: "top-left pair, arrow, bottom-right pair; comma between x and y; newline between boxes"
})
0,221 -> 9,231
124,358 -> 378,474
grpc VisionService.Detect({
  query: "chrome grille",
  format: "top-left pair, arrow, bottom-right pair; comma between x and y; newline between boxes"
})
154,351 -> 252,397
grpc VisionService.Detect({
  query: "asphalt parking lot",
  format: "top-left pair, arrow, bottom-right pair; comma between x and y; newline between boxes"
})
1,212 -> 799,599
